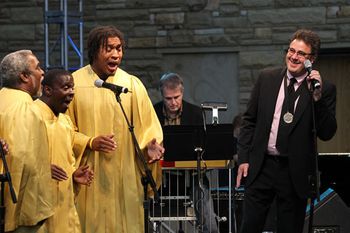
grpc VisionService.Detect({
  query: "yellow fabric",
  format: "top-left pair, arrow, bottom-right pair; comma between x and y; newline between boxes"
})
35,99 -> 90,233
7,221 -> 46,233
67,65 -> 163,233
0,88 -> 53,232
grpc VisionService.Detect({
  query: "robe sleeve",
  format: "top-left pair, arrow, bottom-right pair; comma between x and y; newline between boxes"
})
131,78 -> 163,196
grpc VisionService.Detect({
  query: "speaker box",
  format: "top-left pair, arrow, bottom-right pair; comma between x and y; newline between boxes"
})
303,189 -> 350,233
241,189 -> 350,233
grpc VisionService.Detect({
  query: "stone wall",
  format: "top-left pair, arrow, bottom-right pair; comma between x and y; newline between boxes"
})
1,0 -> 350,111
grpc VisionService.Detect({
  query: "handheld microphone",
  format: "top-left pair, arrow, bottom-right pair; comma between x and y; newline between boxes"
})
303,59 -> 321,89
94,79 -> 129,94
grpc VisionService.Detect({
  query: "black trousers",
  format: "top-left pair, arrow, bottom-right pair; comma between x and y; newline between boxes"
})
239,155 -> 307,233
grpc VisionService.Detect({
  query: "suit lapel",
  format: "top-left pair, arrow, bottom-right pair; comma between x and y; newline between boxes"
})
266,68 -> 286,122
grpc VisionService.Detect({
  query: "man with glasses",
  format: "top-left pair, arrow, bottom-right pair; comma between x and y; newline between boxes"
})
236,29 -> 337,233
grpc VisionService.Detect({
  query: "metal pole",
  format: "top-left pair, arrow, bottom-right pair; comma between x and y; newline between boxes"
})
44,0 -> 49,70
79,0 -> 84,67
63,0 -> 68,70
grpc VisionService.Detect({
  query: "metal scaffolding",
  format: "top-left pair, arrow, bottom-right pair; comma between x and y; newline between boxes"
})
44,0 -> 84,71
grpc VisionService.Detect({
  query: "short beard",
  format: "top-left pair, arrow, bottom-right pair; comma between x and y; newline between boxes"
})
32,89 -> 42,100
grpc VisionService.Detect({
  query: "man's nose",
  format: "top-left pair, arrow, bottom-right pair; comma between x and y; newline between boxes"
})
111,48 -> 120,58
68,87 -> 74,95
291,52 -> 299,60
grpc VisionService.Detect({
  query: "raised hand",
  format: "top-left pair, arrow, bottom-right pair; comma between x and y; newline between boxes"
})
146,138 -> 165,164
73,165 -> 94,186
91,134 -> 117,153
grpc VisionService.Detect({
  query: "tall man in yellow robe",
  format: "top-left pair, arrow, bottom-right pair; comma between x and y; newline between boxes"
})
35,69 -> 95,233
0,50 -> 53,232
67,25 -> 164,233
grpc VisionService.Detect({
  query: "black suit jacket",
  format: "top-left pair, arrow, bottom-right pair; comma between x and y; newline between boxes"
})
238,66 -> 337,198
153,100 -> 203,125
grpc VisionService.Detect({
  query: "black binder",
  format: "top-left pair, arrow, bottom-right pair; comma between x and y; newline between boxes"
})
163,124 -> 236,161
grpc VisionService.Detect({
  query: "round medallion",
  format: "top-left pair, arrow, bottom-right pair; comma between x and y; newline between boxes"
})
283,112 -> 293,124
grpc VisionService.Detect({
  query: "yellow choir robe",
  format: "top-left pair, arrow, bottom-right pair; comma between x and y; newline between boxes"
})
35,99 -> 90,233
67,65 -> 163,233
0,88 -> 53,232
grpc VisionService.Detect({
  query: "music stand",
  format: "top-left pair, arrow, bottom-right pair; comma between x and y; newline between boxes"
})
163,124 -> 236,162
162,124 -> 236,233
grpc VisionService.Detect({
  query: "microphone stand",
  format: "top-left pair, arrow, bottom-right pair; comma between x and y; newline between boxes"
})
0,143 -> 17,233
191,109 -> 210,233
307,81 -> 321,233
195,146 -> 204,233
114,92 -> 160,233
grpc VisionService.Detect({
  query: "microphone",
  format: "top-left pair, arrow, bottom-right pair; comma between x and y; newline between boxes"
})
215,215 -> 227,223
201,102 -> 228,110
94,79 -> 129,94
303,59 -> 321,89
201,102 -> 227,125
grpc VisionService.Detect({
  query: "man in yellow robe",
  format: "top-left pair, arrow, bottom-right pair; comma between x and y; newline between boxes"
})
67,25 -> 164,233
0,50 -> 53,232
35,69 -> 93,233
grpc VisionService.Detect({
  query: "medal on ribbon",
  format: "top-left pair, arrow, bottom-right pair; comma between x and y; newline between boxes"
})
283,112 -> 293,124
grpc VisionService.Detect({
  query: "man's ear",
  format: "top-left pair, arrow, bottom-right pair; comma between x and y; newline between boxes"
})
310,55 -> 317,63
19,72 -> 30,83
43,85 -> 53,96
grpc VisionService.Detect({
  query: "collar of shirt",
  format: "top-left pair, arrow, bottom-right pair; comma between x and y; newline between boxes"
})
286,70 -> 308,84
162,104 -> 183,126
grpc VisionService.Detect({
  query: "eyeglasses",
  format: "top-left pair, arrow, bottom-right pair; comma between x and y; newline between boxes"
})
285,47 -> 313,58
